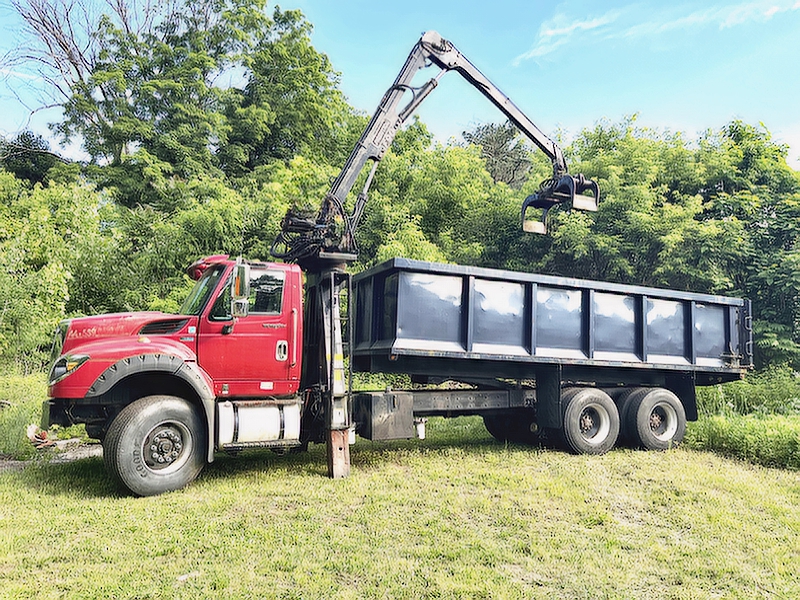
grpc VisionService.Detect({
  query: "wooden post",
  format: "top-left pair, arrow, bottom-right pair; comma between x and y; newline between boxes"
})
326,428 -> 350,479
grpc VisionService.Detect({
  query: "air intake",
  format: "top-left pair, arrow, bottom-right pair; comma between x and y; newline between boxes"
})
139,319 -> 189,335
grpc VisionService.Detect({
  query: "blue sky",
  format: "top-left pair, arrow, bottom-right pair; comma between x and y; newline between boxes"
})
2,0 -> 800,166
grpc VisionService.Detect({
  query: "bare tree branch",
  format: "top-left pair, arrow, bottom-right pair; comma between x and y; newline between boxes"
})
10,0 -> 98,94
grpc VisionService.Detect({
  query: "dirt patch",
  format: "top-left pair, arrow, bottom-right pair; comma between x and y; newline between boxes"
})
0,440 -> 102,473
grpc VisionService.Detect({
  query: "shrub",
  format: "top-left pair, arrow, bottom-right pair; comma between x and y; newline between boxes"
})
686,414 -> 800,470
0,373 -> 46,460
697,364 -> 800,416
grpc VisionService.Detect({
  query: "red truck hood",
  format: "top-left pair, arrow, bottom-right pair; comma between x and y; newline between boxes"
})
51,311 -> 200,398
63,312 -> 190,347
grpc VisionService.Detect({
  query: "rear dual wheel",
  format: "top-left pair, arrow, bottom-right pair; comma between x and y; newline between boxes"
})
617,388 -> 686,450
561,388 -> 619,455
485,387 -> 684,456
483,389 -> 620,454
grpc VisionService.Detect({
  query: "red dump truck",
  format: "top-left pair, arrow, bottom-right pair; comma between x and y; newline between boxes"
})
42,32 -> 752,495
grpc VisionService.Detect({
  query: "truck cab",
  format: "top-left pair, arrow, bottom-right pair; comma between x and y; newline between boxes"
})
43,256 -> 305,496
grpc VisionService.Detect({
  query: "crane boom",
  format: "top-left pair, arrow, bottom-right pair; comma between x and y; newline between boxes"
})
271,31 -> 599,268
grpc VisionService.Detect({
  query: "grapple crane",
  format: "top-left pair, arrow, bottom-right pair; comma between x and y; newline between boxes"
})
271,30 -> 599,268
270,32 -> 602,476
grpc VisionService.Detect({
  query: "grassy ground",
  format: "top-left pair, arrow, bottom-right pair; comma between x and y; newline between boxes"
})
2,417 -> 799,599
0,373 -> 48,460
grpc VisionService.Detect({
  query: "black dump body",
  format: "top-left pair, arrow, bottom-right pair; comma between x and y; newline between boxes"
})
352,259 -> 752,388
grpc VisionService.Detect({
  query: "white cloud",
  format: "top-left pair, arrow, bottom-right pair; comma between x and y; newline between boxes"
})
513,9 -> 622,64
514,1 -> 800,63
718,1 -> 786,27
0,67 -> 40,82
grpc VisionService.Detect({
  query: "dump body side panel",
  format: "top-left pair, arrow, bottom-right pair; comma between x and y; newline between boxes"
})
352,259 -> 752,386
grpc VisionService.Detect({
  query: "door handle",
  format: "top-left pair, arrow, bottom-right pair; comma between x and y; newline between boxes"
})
291,308 -> 298,367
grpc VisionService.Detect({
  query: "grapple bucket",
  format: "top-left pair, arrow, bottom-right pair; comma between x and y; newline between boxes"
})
521,174 -> 599,234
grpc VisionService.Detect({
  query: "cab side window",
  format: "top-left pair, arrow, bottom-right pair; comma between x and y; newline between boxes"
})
209,280 -> 232,320
249,270 -> 285,314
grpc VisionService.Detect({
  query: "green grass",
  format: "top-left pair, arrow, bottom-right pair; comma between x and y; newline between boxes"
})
0,372 -> 86,460
2,417 -> 799,599
0,373 -> 47,460
690,365 -> 800,469
686,414 -> 800,469
2,369 -> 800,598
696,365 -> 800,416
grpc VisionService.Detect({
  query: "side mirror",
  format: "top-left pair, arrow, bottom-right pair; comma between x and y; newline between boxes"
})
231,264 -> 250,318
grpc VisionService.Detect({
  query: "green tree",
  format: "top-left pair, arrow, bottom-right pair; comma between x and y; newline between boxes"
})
531,117 -> 799,369
55,2 -> 266,183
0,173 -> 115,370
462,120 -> 532,189
696,123 -> 800,367
12,1 -> 352,202
219,8 -> 354,176
0,131 -> 62,185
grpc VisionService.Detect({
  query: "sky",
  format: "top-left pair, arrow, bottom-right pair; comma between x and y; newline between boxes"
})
1,0 -> 800,167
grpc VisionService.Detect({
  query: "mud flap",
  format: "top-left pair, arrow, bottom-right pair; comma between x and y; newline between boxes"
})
535,365 -> 563,429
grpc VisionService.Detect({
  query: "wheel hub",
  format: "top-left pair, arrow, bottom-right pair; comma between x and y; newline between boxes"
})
145,426 -> 185,470
649,410 -> 664,432
579,409 -> 600,438
648,405 -> 676,439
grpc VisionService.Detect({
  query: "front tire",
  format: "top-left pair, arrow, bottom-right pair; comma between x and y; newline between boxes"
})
561,388 -> 619,455
103,395 -> 206,496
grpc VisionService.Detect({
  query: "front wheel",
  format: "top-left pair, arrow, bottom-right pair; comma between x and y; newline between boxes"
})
103,395 -> 206,496
561,388 -> 619,455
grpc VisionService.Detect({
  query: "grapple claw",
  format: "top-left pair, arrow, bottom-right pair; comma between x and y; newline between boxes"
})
521,174 -> 600,234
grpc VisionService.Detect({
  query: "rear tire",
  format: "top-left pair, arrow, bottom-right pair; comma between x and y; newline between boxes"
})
561,388 -> 619,455
625,388 -> 686,450
103,395 -> 206,496
614,387 -> 649,445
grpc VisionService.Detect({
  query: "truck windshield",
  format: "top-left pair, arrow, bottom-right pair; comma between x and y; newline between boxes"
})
179,265 -> 227,316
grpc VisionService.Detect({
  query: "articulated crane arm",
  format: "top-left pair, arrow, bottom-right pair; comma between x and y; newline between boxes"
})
271,30 -> 599,268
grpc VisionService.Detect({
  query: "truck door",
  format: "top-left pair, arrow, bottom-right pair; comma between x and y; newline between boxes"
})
197,265 -> 300,398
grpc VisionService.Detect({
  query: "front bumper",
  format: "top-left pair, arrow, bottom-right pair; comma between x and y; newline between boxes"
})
41,399 -> 75,430
41,399 -> 113,436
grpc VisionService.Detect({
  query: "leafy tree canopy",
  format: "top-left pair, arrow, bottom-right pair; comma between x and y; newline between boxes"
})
0,131 -> 62,185
3,2 -> 799,373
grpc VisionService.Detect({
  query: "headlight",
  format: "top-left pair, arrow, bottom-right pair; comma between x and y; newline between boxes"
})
49,354 -> 90,385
